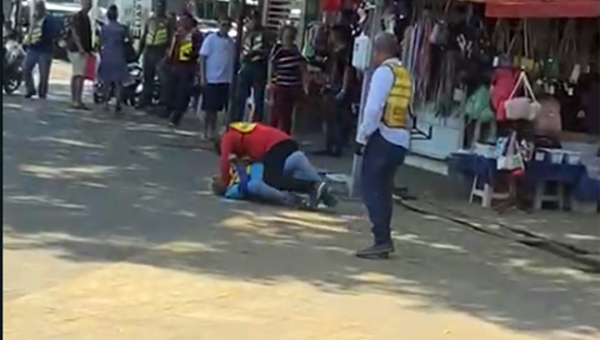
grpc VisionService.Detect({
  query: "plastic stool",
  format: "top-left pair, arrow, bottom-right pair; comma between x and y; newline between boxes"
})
533,180 -> 568,210
469,175 -> 510,208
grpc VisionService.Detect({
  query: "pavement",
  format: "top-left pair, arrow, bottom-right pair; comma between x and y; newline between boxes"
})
3,68 -> 600,340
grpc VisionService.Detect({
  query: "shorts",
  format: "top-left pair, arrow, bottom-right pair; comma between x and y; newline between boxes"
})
201,83 -> 230,112
68,52 -> 87,77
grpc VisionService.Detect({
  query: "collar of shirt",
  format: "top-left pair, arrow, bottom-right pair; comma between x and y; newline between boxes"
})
381,57 -> 401,66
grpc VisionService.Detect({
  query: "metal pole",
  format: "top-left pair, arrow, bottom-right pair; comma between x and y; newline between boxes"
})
226,0 -> 246,125
349,0 -> 385,198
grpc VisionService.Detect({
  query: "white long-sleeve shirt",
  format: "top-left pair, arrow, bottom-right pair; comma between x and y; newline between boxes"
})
356,58 -> 410,148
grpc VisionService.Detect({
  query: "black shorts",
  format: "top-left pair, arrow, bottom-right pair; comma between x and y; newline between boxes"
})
201,83 -> 230,112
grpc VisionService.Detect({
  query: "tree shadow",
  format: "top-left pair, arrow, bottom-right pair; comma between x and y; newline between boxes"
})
3,95 -> 600,339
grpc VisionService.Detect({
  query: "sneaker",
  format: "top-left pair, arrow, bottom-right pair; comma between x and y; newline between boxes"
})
308,181 -> 327,208
321,186 -> 338,208
355,243 -> 395,259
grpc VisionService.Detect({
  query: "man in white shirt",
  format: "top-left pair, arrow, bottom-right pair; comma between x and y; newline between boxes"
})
199,16 -> 235,139
354,32 -> 412,259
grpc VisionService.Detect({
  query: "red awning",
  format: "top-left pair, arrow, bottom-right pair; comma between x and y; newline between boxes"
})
482,0 -> 600,18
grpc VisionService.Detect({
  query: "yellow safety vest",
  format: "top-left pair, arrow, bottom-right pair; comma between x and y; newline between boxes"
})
228,122 -> 257,134
146,18 -> 168,46
381,63 -> 412,129
178,32 -> 193,61
24,18 -> 44,45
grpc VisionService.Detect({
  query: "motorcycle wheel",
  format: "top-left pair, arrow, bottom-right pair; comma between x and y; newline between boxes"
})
3,74 -> 22,94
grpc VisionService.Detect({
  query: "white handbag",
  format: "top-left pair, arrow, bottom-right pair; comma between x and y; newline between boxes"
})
504,71 -> 540,121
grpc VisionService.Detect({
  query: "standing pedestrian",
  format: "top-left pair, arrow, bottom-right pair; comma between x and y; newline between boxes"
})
199,15 -> 235,139
232,12 -> 269,123
354,32 -> 412,259
97,5 -> 130,114
22,0 -> 56,99
137,0 -> 173,110
66,0 -> 93,110
313,24 -> 355,157
164,12 -> 203,127
267,25 -> 307,135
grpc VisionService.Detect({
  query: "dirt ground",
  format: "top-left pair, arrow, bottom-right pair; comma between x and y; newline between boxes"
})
2,80 -> 599,340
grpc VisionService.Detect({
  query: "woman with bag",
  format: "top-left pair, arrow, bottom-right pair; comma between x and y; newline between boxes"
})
97,5 -> 130,114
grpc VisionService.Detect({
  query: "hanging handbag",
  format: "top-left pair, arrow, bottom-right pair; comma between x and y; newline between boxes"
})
535,96 -> 562,137
504,71 -> 540,121
429,0 -> 452,46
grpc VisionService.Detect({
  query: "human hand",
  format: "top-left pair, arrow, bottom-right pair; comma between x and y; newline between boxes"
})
265,84 -> 274,105
210,176 -> 227,196
334,89 -> 346,102
354,141 -> 365,156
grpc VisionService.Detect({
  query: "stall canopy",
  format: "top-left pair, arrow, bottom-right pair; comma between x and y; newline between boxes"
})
462,0 -> 600,18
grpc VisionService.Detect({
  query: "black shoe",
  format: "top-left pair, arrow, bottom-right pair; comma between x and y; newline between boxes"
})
24,92 -> 36,99
321,186 -> 338,208
355,243 -> 395,259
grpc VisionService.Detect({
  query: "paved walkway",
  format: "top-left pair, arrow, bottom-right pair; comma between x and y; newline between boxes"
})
3,82 -> 599,340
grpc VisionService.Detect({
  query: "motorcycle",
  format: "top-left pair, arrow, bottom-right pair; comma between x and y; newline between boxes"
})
3,38 -> 25,94
93,62 -> 143,106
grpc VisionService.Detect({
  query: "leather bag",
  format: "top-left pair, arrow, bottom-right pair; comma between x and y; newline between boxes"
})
504,71 -> 540,121
535,96 -> 562,137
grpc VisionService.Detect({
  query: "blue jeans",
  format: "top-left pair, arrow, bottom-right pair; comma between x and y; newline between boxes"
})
361,131 -> 407,245
247,180 -> 288,202
23,49 -> 52,97
284,151 -> 322,182
232,62 -> 266,123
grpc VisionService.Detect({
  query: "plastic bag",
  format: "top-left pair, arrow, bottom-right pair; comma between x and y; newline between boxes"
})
464,86 -> 494,123
496,131 -> 525,171
84,54 -> 96,81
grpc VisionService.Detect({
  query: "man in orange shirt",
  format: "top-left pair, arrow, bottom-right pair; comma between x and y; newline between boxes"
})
215,122 -> 337,208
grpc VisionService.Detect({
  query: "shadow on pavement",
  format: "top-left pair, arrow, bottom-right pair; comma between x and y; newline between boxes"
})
3,94 -> 600,339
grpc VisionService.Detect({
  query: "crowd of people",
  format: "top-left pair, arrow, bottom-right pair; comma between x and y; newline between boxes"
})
16,0 -> 414,260
18,0 -> 360,145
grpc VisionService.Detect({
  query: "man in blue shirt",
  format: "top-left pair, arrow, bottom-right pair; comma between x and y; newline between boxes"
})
212,156 -> 306,208
23,1 -> 57,99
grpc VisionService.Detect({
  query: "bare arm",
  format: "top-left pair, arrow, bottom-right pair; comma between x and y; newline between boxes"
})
199,56 -> 207,84
300,59 -> 309,93
137,23 -> 148,57
342,65 -> 353,93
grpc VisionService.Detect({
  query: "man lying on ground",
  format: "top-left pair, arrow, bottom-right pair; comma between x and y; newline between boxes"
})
211,155 -> 306,207
215,122 -> 337,208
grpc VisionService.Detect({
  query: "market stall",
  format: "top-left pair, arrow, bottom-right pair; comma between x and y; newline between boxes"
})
437,0 -> 600,211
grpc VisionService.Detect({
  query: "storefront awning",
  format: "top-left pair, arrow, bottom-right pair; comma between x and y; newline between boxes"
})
461,0 -> 600,18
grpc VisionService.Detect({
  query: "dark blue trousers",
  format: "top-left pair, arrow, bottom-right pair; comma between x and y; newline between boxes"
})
361,131 -> 407,245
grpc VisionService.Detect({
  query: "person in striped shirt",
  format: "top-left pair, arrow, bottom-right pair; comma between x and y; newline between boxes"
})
267,25 -> 307,135
232,13 -> 270,123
